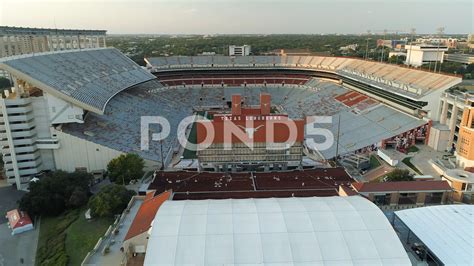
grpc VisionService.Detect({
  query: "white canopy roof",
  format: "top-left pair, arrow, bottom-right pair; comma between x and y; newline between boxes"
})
145,196 -> 410,265
396,205 -> 474,265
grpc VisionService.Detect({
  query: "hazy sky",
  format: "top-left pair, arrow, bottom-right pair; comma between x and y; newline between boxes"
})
1,0 -> 472,34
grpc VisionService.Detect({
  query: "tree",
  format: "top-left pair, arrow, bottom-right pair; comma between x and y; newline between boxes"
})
384,169 -> 414,182
68,187 -> 88,208
19,171 -> 93,216
0,77 -> 11,90
107,153 -> 144,185
88,184 -> 135,217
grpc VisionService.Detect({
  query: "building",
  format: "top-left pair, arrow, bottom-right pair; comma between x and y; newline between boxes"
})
0,47 -> 462,190
266,48 -> 312,56
122,191 -> 171,256
457,105 -> 474,168
0,26 -> 106,78
350,181 -> 452,207
405,44 -> 448,67
435,90 -> 474,167
144,196 -> 411,265
229,45 -> 251,56
441,169 -> 474,203
0,48 -> 155,189
468,34 -> 474,49
376,39 -> 406,49
196,94 -> 305,172
5,209 -> 33,235
444,53 -> 474,64
394,205 -> 474,265
414,37 -> 459,49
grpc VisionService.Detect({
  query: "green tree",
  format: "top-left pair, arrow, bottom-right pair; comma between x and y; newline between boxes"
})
88,184 -> 135,217
107,153 -> 144,184
19,171 -> 92,216
384,169 -> 414,182
68,187 -> 89,208
0,77 -> 11,89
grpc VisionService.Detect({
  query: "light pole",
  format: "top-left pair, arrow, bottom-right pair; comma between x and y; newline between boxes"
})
365,30 -> 371,60
433,27 -> 445,73
380,29 -> 387,62
406,28 -> 416,67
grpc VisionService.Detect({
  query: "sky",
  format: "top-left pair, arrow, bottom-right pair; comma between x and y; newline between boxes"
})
0,0 -> 472,35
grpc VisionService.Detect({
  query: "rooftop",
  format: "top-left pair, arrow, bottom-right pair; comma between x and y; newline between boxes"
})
148,168 -> 354,200
352,181 -> 452,193
145,196 -> 410,265
124,191 -> 171,241
395,205 -> 474,265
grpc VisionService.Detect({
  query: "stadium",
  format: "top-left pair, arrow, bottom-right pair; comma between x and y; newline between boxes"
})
0,41 -> 463,190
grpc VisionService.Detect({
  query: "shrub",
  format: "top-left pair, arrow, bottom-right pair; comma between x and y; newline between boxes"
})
107,154 -> 144,184
88,184 -> 135,217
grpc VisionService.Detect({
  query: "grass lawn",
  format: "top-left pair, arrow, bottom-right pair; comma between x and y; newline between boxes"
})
65,212 -> 114,265
182,120 -> 198,159
402,157 -> 422,175
36,208 -> 113,266
407,145 -> 419,153
369,155 -> 381,169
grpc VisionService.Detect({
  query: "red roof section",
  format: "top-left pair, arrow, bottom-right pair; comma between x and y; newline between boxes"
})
6,209 -> 32,229
197,93 -> 305,144
351,181 -> 452,193
124,191 -> 171,241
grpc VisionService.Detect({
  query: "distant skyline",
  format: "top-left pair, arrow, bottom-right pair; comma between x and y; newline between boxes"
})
1,0 -> 472,35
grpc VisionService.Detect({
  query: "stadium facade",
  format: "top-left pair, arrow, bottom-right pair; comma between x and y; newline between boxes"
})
196,93 -> 305,171
0,27 -> 465,190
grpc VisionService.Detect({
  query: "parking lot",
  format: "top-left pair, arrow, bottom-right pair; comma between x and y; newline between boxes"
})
0,186 -> 39,266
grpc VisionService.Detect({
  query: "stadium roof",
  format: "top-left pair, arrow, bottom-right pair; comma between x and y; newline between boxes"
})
146,55 -> 462,100
395,205 -> 474,265
0,48 -> 155,114
144,196 -> 410,265
0,26 -> 106,35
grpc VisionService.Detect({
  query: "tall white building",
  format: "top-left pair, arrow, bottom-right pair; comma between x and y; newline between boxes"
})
229,45 -> 251,56
405,44 -> 448,67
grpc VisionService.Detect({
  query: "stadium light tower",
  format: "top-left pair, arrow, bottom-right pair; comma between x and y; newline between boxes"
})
406,28 -> 416,68
365,30 -> 371,60
433,27 -> 445,73
380,29 -> 387,63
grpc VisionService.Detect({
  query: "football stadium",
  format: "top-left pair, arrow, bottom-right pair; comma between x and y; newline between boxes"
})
0,39 -> 463,190
1,19 -> 472,266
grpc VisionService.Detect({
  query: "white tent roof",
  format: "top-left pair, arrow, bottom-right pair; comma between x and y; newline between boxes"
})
395,205 -> 474,265
145,196 -> 410,265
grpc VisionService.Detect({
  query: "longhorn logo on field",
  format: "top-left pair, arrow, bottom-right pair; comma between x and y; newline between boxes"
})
238,125 -> 264,139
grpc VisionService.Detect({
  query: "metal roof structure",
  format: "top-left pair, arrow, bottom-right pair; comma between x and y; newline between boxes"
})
0,26 -> 106,35
0,48 -> 155,114
395,205 -> 474,265
144,196 -> 410,265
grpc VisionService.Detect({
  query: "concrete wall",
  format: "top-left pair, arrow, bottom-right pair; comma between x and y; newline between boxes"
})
122,232 -> 148,254
53,130 -> 159,173
53,130 -> 124,172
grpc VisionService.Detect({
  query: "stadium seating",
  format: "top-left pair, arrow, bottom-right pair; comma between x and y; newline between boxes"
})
146,55 -> 461,100
2,48 -> 156,112
62,76 -> 426,163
